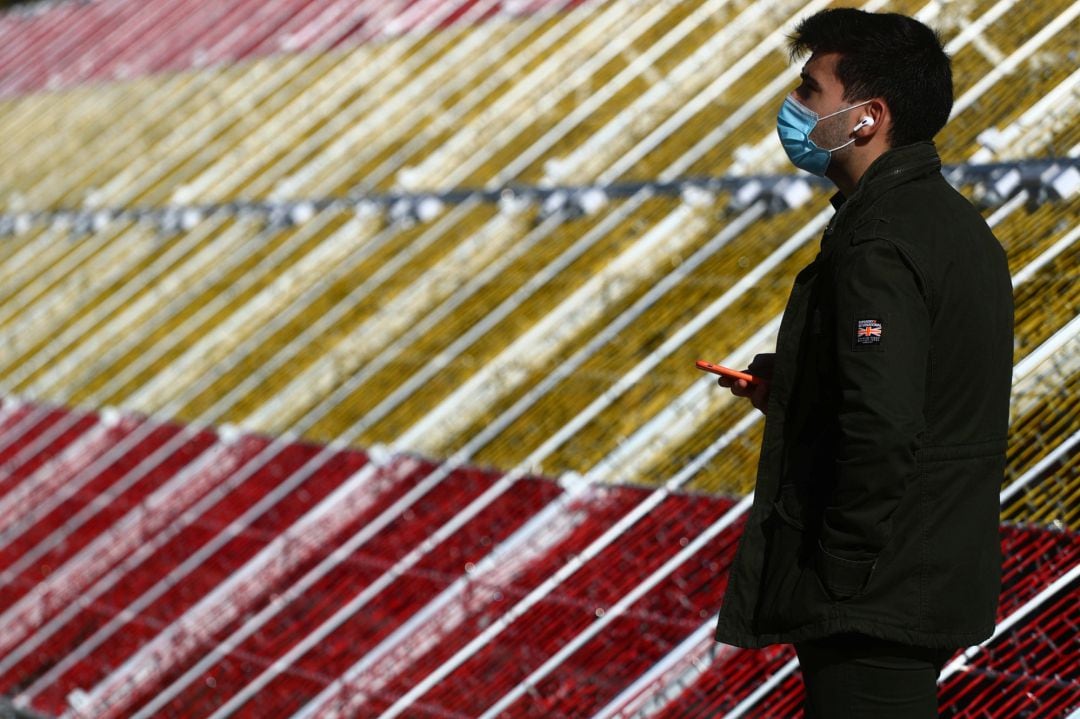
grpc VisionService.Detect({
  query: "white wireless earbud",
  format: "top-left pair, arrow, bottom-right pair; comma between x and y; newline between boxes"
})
853,116 -> 874,131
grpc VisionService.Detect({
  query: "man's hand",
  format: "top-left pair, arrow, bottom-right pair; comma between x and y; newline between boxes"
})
717,353 -> 774,413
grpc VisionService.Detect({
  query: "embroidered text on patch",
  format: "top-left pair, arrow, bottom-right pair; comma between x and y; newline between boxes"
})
855,318 -> 883,345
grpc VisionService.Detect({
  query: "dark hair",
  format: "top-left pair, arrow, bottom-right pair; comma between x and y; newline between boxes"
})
789,8 -> 953,147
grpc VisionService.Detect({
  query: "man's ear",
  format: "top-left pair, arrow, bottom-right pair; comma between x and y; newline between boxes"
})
854,99 -> 888,141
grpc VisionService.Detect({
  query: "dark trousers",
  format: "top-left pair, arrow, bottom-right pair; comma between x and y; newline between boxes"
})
794,633 -> 956,719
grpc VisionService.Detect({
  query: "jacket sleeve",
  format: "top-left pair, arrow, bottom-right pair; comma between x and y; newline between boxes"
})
817,237 -> 930,600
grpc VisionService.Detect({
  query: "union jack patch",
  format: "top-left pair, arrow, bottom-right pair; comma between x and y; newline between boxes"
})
855,318 -> 883,346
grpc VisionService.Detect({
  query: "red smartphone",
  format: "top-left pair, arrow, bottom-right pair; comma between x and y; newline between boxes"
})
695,360 -> 764,385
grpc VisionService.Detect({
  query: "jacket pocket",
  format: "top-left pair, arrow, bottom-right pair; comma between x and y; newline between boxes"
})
755,485 -> 835,632
814,541 -> 876,601
773,485 -> 871,603
771,483 -> 806,531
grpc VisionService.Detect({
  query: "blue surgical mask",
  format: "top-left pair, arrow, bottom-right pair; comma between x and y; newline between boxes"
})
776,95 -> 871,176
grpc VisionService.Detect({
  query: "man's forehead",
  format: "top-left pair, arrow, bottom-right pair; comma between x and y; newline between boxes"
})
801,52 -> 843,87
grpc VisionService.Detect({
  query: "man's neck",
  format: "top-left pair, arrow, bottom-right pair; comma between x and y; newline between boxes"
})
827,147 -> 888,197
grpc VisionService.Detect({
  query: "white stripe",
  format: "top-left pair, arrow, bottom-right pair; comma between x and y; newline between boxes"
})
98,0 -> 409,207
476,492 -> 756,718
497,0 -> 763,185
949,0 -> 1080,120
941,0 -> 1017,55
985,190 -> 1029,227
590,621 -> 733,719
599,0 -> 838,183
22,217 -> 251,397
1012,314 -> 1080,382
1011,224 -> 1080,288
721,655 -> 799,719
0,419 -> 125,551
0,224 -> 148,359
938,562 -> 1080,682
403,0 -> 669,190
273,0 -> 588,197
180,0 -> 471,202
10,218 -> 241,396
378,416 -> 761,719
970,66 -> 1080,163
1000,429 -> 1080,505
339,196 -> 648,441
396,202 -> 716,454
243,210 -> 528,433
205,477 -> 599,719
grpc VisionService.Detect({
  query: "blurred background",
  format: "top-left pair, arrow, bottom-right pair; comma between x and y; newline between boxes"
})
0,0 -> 1075,717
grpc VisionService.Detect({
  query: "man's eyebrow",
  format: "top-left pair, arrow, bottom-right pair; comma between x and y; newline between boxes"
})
800,71 -> 821,90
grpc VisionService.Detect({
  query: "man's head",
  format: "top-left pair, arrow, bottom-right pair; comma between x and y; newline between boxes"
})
788,8 -> 953,148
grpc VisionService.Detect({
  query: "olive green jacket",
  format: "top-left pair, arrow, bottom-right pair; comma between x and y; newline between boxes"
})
714,142 -> 1014,649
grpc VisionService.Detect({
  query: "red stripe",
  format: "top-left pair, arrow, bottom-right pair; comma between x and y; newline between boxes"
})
0,0 -> 594,98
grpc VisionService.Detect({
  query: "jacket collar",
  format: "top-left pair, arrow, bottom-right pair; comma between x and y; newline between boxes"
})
829,141 -> 942,212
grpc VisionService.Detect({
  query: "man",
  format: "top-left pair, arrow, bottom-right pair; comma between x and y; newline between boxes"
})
712,9 -> 1014,718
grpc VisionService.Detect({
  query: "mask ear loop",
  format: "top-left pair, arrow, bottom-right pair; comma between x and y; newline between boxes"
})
823,100 -> 875,152
818,98 -> 873,121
